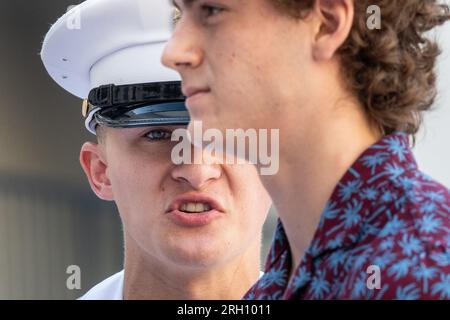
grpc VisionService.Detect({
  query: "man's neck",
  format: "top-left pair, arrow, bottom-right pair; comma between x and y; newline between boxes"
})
122,236 -> 261,300
260,99 -> 381,275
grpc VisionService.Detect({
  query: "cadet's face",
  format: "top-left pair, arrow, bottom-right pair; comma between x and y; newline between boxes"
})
163,0 -> 314,134
102,126 -> 271,268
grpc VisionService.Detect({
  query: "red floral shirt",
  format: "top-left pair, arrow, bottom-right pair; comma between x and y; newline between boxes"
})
245,132 -> 450,300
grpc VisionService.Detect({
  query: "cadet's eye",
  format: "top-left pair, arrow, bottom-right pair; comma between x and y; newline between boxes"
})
144,129 -> 172,141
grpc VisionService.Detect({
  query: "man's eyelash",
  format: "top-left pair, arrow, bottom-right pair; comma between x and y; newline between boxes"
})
200,5 -> 224,18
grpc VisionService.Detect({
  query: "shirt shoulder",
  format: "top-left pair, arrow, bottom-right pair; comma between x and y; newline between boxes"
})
382,169 -> 450,254
341,242 -> 450,300
341,207 -> 450,300
333,171 -> 450,299
78,270 -> 124,300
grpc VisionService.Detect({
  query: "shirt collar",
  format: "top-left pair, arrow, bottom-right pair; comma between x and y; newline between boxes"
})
247,132 -> 431,300
303,131 -> 418,259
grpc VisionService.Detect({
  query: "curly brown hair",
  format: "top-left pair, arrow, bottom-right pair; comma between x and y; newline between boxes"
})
269,0 -> 450,137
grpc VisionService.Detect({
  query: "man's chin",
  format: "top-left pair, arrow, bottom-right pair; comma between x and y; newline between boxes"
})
187,119 -> 229,143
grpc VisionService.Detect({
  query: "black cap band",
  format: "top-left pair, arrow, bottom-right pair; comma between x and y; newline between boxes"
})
87,81 -> 185,108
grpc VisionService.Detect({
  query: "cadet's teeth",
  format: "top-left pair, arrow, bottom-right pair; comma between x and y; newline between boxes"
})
180,202 -> 212,213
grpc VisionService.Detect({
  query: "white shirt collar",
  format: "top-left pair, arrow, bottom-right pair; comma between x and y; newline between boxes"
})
79,270 -> 264,300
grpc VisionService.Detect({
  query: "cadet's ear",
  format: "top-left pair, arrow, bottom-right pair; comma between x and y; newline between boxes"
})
80,142 -> 114,201
311,0 -> 354,61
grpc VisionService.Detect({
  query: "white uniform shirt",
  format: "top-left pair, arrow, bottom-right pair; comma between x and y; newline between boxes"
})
79,270 -> 264,300
79,270 -> 124,300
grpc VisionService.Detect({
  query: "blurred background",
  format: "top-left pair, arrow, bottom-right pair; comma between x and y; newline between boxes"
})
0,1 -> 449,299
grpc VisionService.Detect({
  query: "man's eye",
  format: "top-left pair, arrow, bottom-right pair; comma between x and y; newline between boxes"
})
200,5 -> 224,19
144,129 -> 172,141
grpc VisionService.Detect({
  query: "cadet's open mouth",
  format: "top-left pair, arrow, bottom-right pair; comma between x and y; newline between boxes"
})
179,202 -> 212,213
167,193 -> 224,214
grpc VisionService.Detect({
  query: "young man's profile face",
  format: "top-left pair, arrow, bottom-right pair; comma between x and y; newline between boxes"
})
163,0 -> 320,135
80,125 -> 271,269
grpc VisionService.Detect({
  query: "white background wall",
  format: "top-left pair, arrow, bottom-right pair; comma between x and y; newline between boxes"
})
413,10 -> 450,189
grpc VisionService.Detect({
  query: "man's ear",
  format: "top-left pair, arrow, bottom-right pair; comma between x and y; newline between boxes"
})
80,142 -> 114,201
311,0 -> 354,61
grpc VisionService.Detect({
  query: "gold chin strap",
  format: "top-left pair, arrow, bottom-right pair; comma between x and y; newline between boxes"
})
81,99 -> 95,118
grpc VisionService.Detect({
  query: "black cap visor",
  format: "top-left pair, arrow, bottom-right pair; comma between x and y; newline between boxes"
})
90,101 -> 190,132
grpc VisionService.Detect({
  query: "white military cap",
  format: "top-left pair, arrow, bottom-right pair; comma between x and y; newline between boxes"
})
41,0 -> 189,134
40,0 -> 180,99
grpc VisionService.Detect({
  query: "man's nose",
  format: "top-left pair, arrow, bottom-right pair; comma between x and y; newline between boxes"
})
161,18 -> 203,72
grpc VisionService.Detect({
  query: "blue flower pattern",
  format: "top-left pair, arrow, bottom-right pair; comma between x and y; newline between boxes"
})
244,132 -> 450,300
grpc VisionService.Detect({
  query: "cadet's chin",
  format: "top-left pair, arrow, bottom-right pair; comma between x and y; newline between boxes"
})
163,237 -> 231,269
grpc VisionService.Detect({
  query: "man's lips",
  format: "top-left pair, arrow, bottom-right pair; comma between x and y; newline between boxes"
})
183,86 -> 211,107
182,86 -> 211,99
